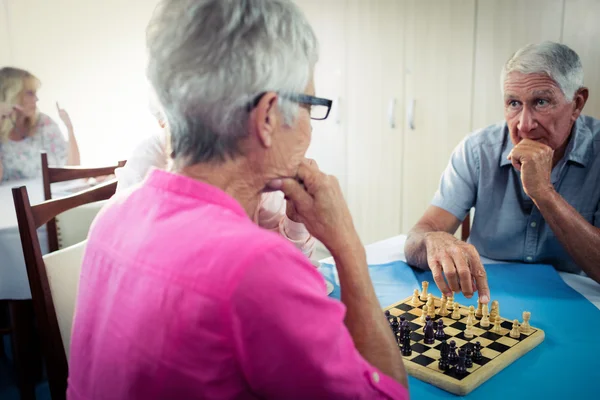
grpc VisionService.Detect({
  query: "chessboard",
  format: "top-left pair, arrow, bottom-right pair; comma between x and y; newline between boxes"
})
384,285 -> 545,396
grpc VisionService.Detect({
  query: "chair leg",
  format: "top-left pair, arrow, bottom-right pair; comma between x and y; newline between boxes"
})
9,300 -> 36,400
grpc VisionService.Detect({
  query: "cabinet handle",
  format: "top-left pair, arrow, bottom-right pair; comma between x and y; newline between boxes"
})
388,98 -> 397,129
407,98 -> 415,130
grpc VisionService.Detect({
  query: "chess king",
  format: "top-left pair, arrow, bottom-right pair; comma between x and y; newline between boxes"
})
404,41 -> 600,301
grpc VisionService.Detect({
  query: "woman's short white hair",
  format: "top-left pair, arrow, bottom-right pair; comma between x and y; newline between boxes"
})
146,0 -> 318,165
501,41 -> 584,101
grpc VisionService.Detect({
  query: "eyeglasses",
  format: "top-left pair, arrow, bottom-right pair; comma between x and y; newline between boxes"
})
248,92 -> 333,120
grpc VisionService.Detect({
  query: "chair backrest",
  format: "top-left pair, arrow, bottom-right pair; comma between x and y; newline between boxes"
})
41,152 -> 125,252
12,179 -> 118,400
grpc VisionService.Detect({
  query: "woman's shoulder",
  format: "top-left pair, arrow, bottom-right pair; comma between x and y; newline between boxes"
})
36,112 -> 59,127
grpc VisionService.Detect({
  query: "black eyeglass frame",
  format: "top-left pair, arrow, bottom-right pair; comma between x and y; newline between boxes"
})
247,92 -> 333,120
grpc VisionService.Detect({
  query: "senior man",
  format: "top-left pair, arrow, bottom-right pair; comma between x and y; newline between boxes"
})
405,41 -> 600,303
67,0 -> 408,399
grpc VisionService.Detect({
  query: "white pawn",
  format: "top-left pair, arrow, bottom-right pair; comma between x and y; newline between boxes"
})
475,300 -> 483,319
451,301 -> 461,319
420,281 -> 429,301
490,300 -> 499,320
465,318 -> 474,339
427,296 -> 436,318
480,304 -> 490,327
492,315 -> 502,333
420,305 -> 428,323
466,305 -> 476,326
438,297 -> 450,317
520,311 -> 531,333
510,319 -> 521,338
411,289 -> 420,305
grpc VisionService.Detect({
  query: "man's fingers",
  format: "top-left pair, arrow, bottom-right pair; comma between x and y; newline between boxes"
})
466,248 -> 490,304
429,260 -> 451,297
452,250 -> 474,298
440,256 -> 460,293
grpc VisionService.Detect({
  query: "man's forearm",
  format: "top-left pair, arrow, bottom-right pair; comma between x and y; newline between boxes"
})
332,238 -> 408,387
67,128 -> 80,165
534,189 -> 600,283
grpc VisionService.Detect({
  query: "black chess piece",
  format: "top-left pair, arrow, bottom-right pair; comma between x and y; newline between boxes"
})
438,340 -> 450,371
473,341 -> 483,362
401,326 -> 412,356
424,320 -> 435,344
391,317 -> 399,334
435,319 -> 446,340
400,315 -> 406,323
423,316 -> 431,332
465,349 -> 474,368
385,310 -> 391,318
455,349 -> 467,375
399,320 -> 408,341
448,340 -> 458,365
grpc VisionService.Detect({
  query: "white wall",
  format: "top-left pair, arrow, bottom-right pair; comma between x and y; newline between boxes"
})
1,0 -> 160,165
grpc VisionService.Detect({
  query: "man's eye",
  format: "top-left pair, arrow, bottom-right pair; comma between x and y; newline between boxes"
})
508,100 -> 520,108
536,99 -> 549,107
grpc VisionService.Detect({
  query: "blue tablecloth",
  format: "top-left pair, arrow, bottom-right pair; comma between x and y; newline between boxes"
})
320,261 -> 600,398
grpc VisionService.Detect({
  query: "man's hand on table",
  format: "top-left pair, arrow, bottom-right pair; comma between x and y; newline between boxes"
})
424,231 -> 490,304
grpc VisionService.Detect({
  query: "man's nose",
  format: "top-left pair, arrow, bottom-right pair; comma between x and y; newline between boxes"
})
518,106 -> 537,134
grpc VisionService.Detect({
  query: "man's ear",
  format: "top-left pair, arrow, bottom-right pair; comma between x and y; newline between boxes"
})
572,87 -> 589,121
249,92 -> 279,148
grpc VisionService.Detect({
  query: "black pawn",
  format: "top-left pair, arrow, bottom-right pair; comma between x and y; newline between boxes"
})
465,349 -> 474,368
385,310 -> 391,318
448,340 -> 458,365
391,317 -> 399,334
473,341 -> 483,362
438,340 -> 450,370
423,316 -> 431,332
424,320 -> 435,344
455,350 -> 467,375
401,326 -> 412,356
435,319 -> 446,341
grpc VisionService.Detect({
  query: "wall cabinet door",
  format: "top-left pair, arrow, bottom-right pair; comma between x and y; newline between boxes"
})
345,0 -> 405,245
401,0 -> 477,233
562,0 -> 600,119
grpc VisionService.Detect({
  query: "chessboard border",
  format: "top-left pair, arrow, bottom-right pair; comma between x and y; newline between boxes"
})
384,295 -> 545,396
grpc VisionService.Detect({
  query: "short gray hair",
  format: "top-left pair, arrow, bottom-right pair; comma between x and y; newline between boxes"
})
146,0 -> 319,165
501,41 -> 584,101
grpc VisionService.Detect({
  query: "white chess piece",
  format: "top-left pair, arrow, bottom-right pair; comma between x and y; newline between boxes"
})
411,289 -> 420,305
420,305 -> 428,323
480,304 -> 490,327
420,281 -> 429,301
510,320 -> 520,338
465,319 -> 474,339
492,315 -> 502,333
475,300 -> 483,319
451,301 -> 461,319
520,311 -> 531,333
490,300 -> 499,320
466,305 -> 475,326
438,297 -> 449,317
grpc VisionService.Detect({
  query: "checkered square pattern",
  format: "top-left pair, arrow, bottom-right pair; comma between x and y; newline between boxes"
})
385,295 -> 540,382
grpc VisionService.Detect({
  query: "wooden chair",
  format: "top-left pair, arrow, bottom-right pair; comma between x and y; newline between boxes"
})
41,152 -> 125,252
12,179 -> 119,400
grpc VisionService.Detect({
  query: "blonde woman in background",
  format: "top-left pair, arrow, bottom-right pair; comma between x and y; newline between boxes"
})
114,94 -> 317,258
0,67 -> 80,182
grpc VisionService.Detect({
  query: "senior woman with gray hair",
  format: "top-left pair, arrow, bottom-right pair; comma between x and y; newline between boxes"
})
67,1 -> 409,399
405,41 -> 600,300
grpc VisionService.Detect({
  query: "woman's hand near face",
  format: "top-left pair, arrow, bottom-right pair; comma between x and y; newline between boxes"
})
268,158 -> 360,256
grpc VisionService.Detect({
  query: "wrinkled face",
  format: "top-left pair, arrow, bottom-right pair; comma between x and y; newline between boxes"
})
19,79 -> 39,118
503,72 -> 578,151
260,77 -> 315,179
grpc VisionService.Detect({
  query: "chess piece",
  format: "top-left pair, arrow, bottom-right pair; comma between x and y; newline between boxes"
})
490,300 -> 499,320
467,305 -> 476,326
426,296 -> 435,318
448,340 -> 458,365
438,341 -> 450,370
465,318 -> 474,339
399,320 -> 407,340
451,301 -> 461,319
400,316 -> 406,324
424,320 -> 435,344
419,305 -> 428,323
492,315 -> 502,333
391,317 -> 399,334
411,289 -> 420,305
420,281 -> 429,301
480,304 -> 490,327
473,341 -> 482,361
475,300 -> 483,319
510,319 -> 520,338
423,316 -> 432,333
520,311 -> 531,333
465,349 -> 474,368
385,310 -> 391,318
401,326 -> 412,356
455,350 -> 467,375
435,319 -> 446,340
437,296 -> 449,316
